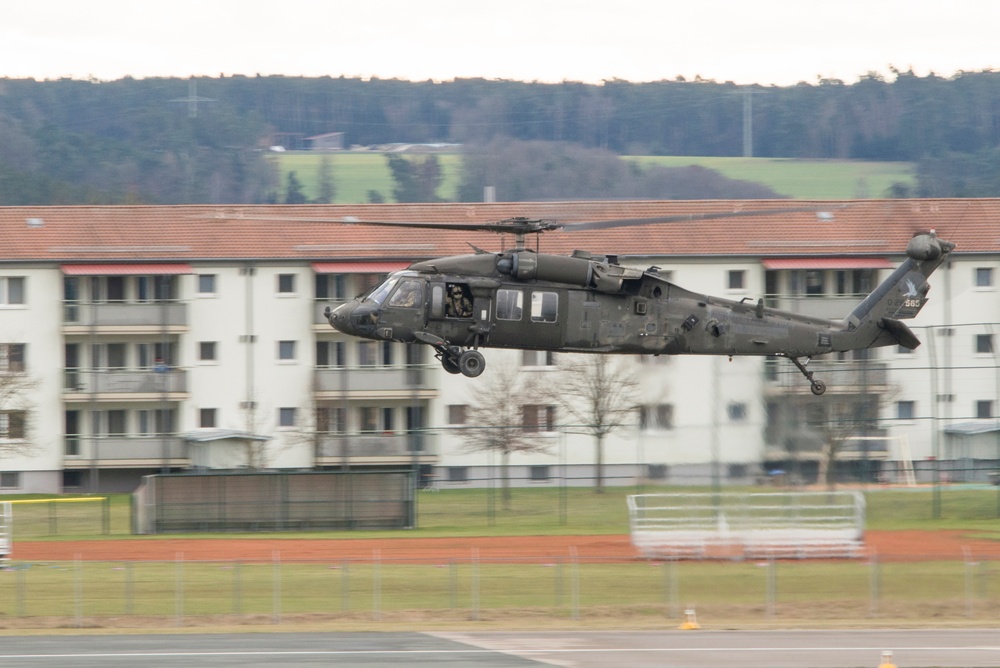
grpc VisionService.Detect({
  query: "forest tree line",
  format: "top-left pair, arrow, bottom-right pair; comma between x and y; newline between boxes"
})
2,70 -> 1000,205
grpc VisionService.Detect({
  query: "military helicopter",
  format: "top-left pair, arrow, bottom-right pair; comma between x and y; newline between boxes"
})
323,214 -> 954,395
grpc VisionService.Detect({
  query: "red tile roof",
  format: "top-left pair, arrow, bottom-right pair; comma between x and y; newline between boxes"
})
0,200 -> 997,264
60,263 -> 194,275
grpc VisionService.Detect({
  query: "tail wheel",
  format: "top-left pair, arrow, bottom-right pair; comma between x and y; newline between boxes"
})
458,350 -> 486,377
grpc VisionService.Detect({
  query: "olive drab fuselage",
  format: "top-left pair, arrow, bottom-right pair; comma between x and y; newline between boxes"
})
327,233 -> 955,394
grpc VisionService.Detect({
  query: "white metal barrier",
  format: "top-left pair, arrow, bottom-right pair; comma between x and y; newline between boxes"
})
627,492 -> 865,559
0,502 -> 11,565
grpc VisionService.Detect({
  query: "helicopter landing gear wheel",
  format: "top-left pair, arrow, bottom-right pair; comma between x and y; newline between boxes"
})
458,350 -> 486,377
788,356 -> 828,396
441,355 -> 461,374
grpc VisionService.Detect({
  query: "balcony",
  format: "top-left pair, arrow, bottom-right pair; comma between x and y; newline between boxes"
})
64,369 -> 188,399
63,301 -> 188,331
64,435 -> 189,465
315,432 -> 437,464
314,366 -> 436,398
765,360 -> 890,395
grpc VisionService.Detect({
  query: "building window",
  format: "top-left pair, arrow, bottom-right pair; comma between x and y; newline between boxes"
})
315,274 -> 346,300
530,291 -> 558,323
896,400 -> 915,421
316,406 -> 346,433
728,464 -> 748,480
976,334 -> 994,355
448,405 -> 467,425
137,408 -> 175,435
447,467 -> 468,483
727,270 -> 745,291
199,408 -> 217,428
805,270 -> 825,297
646,464 -> 669,480
278,340 -> 297,361
198,341 -> 217,362
639,404 -> 674,431
529,465 -> 551,482
278,407 -> 297,427
975,267 -> 994,288
496,289 -> 524,320
197,274 -> 217,295
522,405 -> 557,433
277,273 -> 296,294
62,470 -> 83,488
0,276 -> 26,305
358,341 -> 377,366
0,471 -> 20,489
316,341 -> 346,367
359,406 -> 378,432
976,401 -> 994,419
0,412 -> 26,440
0,343 -> 26,372
521,350 -> 556,367
727,402 -> 748,421
107,410 -> 127,436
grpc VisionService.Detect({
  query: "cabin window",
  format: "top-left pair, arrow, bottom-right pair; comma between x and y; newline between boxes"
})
496,289 -> 524,321
430,284 -> 446,317
530,291 -> 558,323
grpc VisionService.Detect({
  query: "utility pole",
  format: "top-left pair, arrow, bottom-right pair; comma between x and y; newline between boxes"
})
170,78 -> 215,118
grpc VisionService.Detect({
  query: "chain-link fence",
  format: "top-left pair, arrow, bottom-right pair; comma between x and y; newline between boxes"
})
4,497 -> 112,539
1,553 -> 998,628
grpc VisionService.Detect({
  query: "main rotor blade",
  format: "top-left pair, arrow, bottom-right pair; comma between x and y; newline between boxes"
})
565,205 -> 845,231
200,214 -> 561,234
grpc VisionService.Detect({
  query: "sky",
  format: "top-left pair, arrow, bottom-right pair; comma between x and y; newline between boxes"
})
3,0 -> 1000,86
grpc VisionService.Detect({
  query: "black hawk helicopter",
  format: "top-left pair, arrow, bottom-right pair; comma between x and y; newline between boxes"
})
323,214 -> 954,395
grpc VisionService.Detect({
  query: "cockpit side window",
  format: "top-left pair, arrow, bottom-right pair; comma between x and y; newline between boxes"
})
387,279 -> 423,309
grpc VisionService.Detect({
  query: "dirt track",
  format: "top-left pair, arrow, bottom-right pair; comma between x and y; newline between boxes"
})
12,530 -> 1000,563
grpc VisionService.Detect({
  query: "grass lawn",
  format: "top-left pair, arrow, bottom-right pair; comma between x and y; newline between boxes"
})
6,485 -> 1000,541
271,152 -> 916,204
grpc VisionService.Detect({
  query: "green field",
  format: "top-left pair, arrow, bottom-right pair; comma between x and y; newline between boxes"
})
271,152 -> 915,203
1,548 -> 997,630
3,487 -> 998,630
6,486 -> 1000,540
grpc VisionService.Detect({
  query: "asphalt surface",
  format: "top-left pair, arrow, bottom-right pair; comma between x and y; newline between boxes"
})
0,630 -> 998,667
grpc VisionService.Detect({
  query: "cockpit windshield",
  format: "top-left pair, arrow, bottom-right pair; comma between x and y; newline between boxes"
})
366,277 -> 399,306
364,271 -> 416,306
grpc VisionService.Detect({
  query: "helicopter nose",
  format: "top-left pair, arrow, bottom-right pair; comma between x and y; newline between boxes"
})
326,302 -> 355,334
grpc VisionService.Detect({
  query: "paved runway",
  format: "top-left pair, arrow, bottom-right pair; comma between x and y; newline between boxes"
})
0,630 -> 998,667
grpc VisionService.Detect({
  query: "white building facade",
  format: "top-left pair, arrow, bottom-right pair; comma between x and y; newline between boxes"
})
0,201 -> 997,493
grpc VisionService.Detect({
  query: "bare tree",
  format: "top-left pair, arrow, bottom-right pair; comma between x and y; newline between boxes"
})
809,387 -> 897,489
549,354 -> 640,493
459,362 -> 552,508
0,344 -> 39,458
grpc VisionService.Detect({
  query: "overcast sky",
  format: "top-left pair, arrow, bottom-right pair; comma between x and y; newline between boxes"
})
4,0 -> 999,86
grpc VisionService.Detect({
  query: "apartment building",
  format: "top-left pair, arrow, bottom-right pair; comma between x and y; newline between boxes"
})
0,201 -> 997,493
